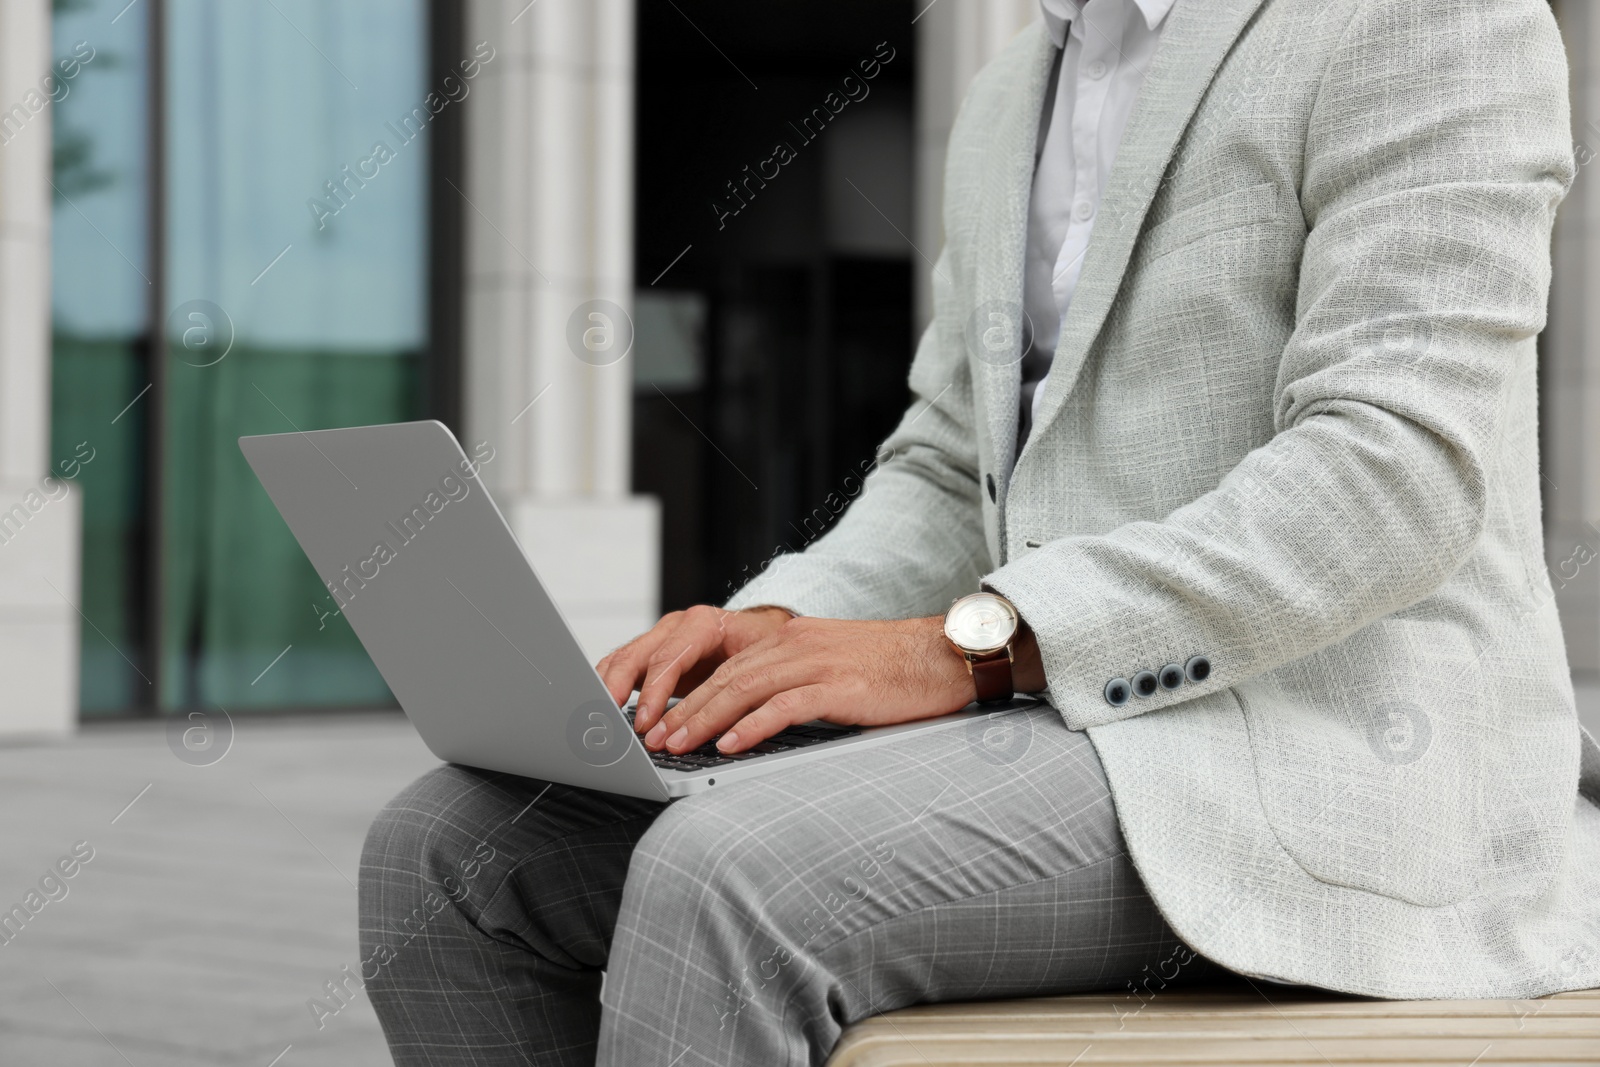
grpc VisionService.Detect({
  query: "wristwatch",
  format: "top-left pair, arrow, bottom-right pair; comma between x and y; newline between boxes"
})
943,591 -> 1020,704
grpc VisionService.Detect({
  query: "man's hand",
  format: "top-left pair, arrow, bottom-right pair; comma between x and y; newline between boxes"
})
640,615 -> 983,755
597,605 -> 793,735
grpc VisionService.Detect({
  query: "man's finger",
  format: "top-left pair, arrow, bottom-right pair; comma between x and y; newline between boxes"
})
634,606 -> 733,729
661,657 -> 813,754
597,632 -> 661,709
647,630 -> 794,745
715,685 -> 828,752
599,608 -> 694,709
633,638 -> 702,731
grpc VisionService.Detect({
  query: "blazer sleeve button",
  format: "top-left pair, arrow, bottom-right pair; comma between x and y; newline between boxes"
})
985,472 -> 997,502
1132,670 -> 1159,697
1184,655 -> 1211,683
1158,663 -> 1185,690
1104,677 -> 1131,706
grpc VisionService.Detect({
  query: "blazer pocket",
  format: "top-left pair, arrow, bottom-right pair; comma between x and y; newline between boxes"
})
1238,617 -> 1487,908
1137,181 -> 1282,263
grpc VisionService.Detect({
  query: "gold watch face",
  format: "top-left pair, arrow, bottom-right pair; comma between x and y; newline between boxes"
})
944,592 -> 1019,655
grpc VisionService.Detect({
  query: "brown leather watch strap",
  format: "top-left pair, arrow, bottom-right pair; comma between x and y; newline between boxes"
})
969,652 -> 1015,704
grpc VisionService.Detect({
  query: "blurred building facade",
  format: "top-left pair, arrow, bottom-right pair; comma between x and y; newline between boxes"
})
0,0 -> 1594,735
1549,0 -> 1600,687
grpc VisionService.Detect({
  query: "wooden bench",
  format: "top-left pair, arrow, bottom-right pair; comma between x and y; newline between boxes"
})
826,981 -> 1600,1065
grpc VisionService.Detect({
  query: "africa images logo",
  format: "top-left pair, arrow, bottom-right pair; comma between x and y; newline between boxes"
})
1364,701 -> 1433,765
566,699 -> 632,768
965,708 -> 1034,765
965,299 -> 1035,368
166,707 -> 234,767
166,300 -> 235,368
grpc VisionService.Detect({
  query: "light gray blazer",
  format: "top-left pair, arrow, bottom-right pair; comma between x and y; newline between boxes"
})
726,0 -> 1600,999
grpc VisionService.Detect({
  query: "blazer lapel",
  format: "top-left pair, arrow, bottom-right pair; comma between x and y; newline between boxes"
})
1019,0 -> 1271,465
970,25 -> 1057,490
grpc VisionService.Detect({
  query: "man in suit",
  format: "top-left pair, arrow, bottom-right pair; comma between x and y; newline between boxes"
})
360,0 -> 1600,1063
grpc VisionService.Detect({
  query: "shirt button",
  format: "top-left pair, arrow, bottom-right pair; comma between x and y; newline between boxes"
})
1085,59 -> 1108,80
1073,200 -> 1095,222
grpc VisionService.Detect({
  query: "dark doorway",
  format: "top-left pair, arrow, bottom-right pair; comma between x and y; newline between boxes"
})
634,0 -> 918,611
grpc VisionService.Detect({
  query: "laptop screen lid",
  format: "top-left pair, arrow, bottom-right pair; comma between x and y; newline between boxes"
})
239,420 -> 669,801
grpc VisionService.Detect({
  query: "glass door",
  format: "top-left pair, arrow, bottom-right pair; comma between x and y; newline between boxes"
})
50,0 -> 439,716
50,0 -> 154,716
159,0 -> 428,711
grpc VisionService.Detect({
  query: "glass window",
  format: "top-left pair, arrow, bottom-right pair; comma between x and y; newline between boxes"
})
161,0 -> 428,710
49,0 -> 433,716
50,0 -> 152,716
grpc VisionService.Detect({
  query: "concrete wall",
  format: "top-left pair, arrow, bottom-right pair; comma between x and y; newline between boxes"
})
0,0 -> 79,737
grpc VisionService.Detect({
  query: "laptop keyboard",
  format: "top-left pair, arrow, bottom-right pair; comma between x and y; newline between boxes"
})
623,706 -> 861,772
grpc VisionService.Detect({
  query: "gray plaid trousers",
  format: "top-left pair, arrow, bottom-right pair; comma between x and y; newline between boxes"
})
358,706 -> 1220,1066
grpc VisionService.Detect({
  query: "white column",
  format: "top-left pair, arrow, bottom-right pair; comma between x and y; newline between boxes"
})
0,0 -> 80,736
913,0 -> 1037,329
1549,0 -> 1600,682
463,0 -> 658,661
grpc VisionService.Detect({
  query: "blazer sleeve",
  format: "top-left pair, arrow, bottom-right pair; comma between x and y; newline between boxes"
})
723,243 -> 993,621
983,0 -> 1575,729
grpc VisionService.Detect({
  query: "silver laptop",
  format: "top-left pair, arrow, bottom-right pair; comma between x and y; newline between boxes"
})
240,420 -> 1034,801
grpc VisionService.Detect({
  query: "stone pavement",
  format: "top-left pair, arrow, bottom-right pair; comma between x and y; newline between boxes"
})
0,712 -> 436,1067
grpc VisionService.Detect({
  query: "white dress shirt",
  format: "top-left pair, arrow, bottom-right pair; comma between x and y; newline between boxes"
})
1020,0 -> 1175,441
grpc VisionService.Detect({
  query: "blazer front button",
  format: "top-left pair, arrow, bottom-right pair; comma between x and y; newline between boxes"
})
1132,670 -> 1159,698
985,473 -> 997,502
1185,655 -> 1211,683
1104,677 -> 1131,707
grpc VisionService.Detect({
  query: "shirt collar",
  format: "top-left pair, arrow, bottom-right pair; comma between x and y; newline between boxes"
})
1039,0 -> 1177,48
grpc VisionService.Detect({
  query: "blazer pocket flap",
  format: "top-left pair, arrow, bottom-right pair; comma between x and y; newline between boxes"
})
1139,181 -> 1282,262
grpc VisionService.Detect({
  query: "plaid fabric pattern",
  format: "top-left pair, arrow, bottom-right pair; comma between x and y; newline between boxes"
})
360,708 -> 1219,1065
359,769 -> 662,1065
